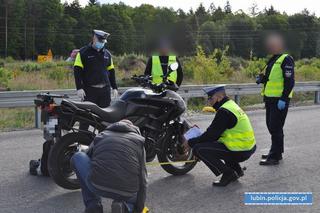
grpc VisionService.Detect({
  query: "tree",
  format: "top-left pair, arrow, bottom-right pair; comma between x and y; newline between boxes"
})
224,1 -> 232,14
88,0 -> 99,7
249,2 -> 259,17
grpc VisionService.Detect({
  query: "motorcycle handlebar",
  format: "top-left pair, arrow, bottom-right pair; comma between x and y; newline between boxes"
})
131,75 -> 177,92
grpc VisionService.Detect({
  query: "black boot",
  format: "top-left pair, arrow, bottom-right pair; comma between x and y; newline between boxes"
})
29,159 -> 41,176
212,170 -> 238,187
259,158 -> 279,165
261,154 -> 282,160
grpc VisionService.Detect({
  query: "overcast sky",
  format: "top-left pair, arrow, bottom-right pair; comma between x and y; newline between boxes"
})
63,0 -> 320,16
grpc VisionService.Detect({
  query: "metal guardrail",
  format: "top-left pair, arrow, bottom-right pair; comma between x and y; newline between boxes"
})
0,82 -> 319,128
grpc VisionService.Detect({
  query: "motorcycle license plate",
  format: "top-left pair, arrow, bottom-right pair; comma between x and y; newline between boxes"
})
45,118 -> 58,134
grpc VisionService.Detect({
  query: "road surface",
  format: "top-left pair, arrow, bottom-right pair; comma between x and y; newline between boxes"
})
0,106 -> 319,213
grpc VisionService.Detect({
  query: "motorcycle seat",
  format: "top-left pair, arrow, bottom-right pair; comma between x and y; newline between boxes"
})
66,100 -> 127,123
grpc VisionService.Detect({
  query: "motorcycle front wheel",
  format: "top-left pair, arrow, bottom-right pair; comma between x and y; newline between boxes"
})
48,132 -> 93,190
157,125 -> 197,176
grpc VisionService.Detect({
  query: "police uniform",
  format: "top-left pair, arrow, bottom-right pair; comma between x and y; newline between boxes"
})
259,54 -> 295,165
144,55 -> 183,86
188,86 -> 256,186
74,46 -> 116,107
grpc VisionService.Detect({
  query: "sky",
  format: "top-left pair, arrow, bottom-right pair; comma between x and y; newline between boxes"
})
63,0 -> 320,16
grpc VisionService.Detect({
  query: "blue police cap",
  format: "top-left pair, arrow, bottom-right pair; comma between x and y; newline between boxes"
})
93,30 -> 110,42
203,85 -> 226,97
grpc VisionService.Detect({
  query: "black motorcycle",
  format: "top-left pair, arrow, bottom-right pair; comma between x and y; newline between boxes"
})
34,63 -> 197,190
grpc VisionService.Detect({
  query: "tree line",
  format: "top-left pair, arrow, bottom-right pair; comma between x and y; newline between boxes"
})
0,0 -> 319,59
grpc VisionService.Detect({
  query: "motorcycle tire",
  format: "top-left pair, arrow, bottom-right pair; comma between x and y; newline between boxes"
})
48,132 -> 93,190
157,129 -> 197,176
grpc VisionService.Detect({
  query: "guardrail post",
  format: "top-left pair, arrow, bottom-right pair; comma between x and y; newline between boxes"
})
34,107 -> 41,128
315,91 -> 320,104
184,97 -> 189,106
234,95 -> 240,105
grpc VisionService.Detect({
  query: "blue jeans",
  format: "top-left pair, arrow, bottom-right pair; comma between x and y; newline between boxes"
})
71,152 -> 136,212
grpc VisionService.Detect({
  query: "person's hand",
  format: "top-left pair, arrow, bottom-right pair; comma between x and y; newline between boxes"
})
182,140 -> 191,153
112,89 -> 119,99
277,99 -> 286,110
256,74 -> 265,84
77,89 -> 86,101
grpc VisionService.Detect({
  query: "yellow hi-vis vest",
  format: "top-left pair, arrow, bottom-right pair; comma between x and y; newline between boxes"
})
151,55 -> 178,84
261,54 -> 293,98
219,100 -> 256,151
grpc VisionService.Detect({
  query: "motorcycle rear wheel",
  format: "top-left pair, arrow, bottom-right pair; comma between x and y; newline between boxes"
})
48,132 -> 92,190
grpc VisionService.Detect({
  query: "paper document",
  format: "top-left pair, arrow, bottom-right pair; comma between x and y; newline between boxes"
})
184,127 -> 203,140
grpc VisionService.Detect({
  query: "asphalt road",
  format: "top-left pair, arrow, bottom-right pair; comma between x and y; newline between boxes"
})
0,105 -> 319,213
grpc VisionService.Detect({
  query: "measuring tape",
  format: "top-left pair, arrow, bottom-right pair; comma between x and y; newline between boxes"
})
146,160 -> 196,166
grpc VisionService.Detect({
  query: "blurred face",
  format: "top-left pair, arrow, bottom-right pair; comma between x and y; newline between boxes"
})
207,92 -> 224,107
92,35 -> 106,50
266,34 -> 284,55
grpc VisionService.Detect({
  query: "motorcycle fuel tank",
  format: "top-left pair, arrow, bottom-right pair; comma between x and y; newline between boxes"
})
120,88 -> 160,101
120,88 -> 186,113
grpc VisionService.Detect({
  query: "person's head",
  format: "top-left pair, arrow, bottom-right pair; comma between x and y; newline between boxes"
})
203,85 -> 227,107
265,33 -> 285,55
92,29 -> 110,50
157,38 -> 171,55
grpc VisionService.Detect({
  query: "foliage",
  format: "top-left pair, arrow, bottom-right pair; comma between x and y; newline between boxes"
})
0,67 -> 13,89
0,1 -> 319,60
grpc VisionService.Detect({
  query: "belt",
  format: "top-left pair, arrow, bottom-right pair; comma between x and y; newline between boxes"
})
90,83 -> 107,88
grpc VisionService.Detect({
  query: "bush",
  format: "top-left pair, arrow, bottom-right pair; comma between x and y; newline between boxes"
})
296,64 -> 320,81
242,57 -> 266,78
116,54 -> 146,72
47,67 -> 69,83
0,67 -> 13,89
184,46 -> 233,84
20,62 -> 42,72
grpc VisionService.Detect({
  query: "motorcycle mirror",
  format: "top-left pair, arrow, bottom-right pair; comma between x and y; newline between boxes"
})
169,62 -> 179,71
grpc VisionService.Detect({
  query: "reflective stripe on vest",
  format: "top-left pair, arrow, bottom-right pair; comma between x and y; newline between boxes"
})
151,56 -> 178,84
261,54 -> 293,98
219,100 -> 256,151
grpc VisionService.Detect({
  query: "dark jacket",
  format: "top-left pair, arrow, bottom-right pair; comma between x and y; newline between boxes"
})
87,121 -> 146,212
188,97 -> 237,147
74,44 -> 117,90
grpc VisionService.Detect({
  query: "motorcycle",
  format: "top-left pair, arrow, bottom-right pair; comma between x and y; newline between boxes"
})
34,63 -> 197,190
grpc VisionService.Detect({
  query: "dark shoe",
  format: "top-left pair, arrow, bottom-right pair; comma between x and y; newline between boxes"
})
212,170 -> 238,187
259,158 -> 279,166
85,205 -> 103,213
236,167 -> 245,177
261,154 -> 282,160
111,201 -> 129,213
29,159 -> 41,176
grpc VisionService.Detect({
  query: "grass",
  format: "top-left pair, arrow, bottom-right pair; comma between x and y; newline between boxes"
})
0,108 -> 35,131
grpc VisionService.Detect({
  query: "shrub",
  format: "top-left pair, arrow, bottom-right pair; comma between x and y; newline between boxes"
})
47,67 -> 68,82
242,57 -> 266,78
20,62 -> 41,72
0,67 -> 13,89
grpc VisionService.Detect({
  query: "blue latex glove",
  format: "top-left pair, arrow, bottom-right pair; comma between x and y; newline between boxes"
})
277,100 -> 286,110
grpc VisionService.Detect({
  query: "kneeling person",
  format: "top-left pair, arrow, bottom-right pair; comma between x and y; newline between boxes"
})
185,85 -> 256,187
71,120 -> 147,213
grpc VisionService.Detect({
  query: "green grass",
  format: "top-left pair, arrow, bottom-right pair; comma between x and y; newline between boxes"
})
0,108 -> 34,131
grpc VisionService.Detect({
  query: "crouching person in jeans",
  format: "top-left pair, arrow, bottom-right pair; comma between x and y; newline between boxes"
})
71,120 -> 147,213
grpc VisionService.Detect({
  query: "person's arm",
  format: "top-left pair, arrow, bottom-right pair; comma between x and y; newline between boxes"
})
281,56 -> 295,101
144,57 -> 152,76
135,148 -> 147,213
176,58 -> 183,86
74,52 -> 85,90
188,109 -> 237,148
107,57 -> 118,89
